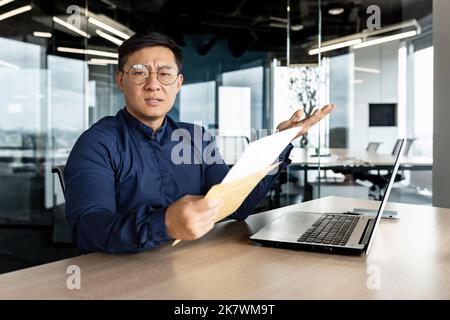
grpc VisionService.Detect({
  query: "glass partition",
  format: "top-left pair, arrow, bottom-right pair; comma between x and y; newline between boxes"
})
315,0 -> 433,205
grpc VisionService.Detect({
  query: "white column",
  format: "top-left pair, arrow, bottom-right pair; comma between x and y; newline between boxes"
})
432,0 -> 450,208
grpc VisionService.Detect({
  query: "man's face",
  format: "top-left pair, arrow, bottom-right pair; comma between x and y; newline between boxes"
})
115,46 -> 183,126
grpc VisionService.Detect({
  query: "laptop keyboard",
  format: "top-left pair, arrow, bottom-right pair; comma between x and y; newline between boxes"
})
297,214 -> 359,246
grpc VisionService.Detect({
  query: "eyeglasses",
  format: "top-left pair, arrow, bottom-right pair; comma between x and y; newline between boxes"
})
122,64 -> 179,85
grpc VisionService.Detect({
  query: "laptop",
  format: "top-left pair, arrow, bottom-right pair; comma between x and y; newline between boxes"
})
250,138 -> 406,255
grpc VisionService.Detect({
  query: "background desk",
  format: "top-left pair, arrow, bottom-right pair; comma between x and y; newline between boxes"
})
0,196 -> 448,299
288,148 -> 433,201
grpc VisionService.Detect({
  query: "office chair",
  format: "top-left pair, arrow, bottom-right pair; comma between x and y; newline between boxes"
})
366,142 -> 382,152
354,138 -> 415,200
330,142 -> 383,183
51,165 -> 66,199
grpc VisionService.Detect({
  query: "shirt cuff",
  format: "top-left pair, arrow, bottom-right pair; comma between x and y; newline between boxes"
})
147,207 -> 172,246
278,143 -> 294,170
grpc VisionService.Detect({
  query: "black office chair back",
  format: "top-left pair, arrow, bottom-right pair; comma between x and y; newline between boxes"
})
404,138 -> 415,156
392,138 -> 415,156
391,139 -> 403,156
51,165 -> 66,199
366,142 -> 382,152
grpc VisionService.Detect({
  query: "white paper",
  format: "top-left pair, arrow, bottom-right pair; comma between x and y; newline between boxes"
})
222,127 -> 300,183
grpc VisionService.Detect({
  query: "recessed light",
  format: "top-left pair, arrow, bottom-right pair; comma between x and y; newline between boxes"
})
33,31 -> 52,38
328,8 -> 344,15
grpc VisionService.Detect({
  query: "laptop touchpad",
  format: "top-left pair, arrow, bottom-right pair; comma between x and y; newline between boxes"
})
251,211 -> 321,243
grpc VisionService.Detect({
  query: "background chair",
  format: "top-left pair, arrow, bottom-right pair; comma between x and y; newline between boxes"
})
366,142 -> 382,152
355,138 -> 416,199
331,141 -> 382,183
328,127 -> 348,148
51,165 -> 66,199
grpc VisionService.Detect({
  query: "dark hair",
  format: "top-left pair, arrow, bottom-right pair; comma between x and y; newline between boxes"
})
117,32 -> 183,72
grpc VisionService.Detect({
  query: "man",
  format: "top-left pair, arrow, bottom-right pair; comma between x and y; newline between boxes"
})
65,32 -> 335,254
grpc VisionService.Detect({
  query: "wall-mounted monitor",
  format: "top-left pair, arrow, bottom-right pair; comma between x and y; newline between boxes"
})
369,103 -> 397,127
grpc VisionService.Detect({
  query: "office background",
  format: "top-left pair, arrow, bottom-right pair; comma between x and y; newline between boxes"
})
0,0 -> 445,274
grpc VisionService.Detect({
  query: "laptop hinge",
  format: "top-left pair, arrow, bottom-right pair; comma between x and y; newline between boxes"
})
359,219 -> 375,245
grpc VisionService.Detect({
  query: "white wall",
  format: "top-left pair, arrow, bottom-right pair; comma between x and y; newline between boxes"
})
218,86 -> 251,138
351,41 -> 400,154
222,67 -> 263,130
432,0 -> 450,208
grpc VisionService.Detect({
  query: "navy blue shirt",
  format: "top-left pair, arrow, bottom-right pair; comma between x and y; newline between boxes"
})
65,107 -> 293,253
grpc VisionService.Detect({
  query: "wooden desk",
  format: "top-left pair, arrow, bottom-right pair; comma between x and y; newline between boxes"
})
0,196 -> 449,299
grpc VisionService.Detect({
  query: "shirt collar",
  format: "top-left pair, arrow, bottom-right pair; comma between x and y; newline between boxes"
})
122,107 -> 168,142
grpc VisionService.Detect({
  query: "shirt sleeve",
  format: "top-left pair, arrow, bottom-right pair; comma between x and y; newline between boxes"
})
64,129 -> 171,254
201,128 -> 294,221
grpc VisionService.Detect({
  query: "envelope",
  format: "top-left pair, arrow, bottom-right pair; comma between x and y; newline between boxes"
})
171,162 -> 280,246
206,162 -> 281,222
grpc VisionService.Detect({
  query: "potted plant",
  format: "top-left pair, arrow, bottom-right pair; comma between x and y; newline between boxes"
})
287,66 -> 319,148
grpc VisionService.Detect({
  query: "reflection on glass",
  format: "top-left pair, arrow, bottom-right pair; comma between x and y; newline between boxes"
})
179,81 -> 215,129
0,38 -> 44,222
47,55 -> 86,207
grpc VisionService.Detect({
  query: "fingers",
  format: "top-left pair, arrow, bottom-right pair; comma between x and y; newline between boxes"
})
195,206 -> 221,223
302,104 -> 336,128
166,195 -> 223,241
185,207 -> 218,239
290,108 -> 304,121
276,108 -> 305,131
193,197 -> 224,212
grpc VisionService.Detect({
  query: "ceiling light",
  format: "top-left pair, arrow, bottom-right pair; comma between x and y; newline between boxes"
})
328,8 -> 344,15
33,31 -> 52,38
87,61 -> 107,66
309,38 -> 362,55
0,4 -> 32,22
291,24 -> 303,31
353,30 -> 417,49
95,29 -> 123,46
57,47 -> 118,58
269,16 -> 303,31
307,20 -> 420,55
89,58 -> 118,64
53,16 -> 90,38
88,17 -> 130,40
353,79 -> 364,84
354,66 -> 380,74
0,0 -> 15,8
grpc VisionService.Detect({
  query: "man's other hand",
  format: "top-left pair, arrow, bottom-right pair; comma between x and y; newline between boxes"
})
165,195 -> 224,240
277,104 -> 336,141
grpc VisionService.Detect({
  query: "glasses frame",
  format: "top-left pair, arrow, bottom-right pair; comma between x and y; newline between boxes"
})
121,64 -> 180,86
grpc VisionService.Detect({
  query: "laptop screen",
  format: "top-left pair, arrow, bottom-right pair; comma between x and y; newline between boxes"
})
365,138 -> 406,255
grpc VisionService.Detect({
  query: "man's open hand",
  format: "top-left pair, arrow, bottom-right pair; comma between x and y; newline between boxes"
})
276,104 -> 336,141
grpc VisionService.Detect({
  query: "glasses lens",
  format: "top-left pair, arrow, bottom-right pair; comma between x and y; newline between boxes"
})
128,65 -> 148,84
157,66 -> 178,85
